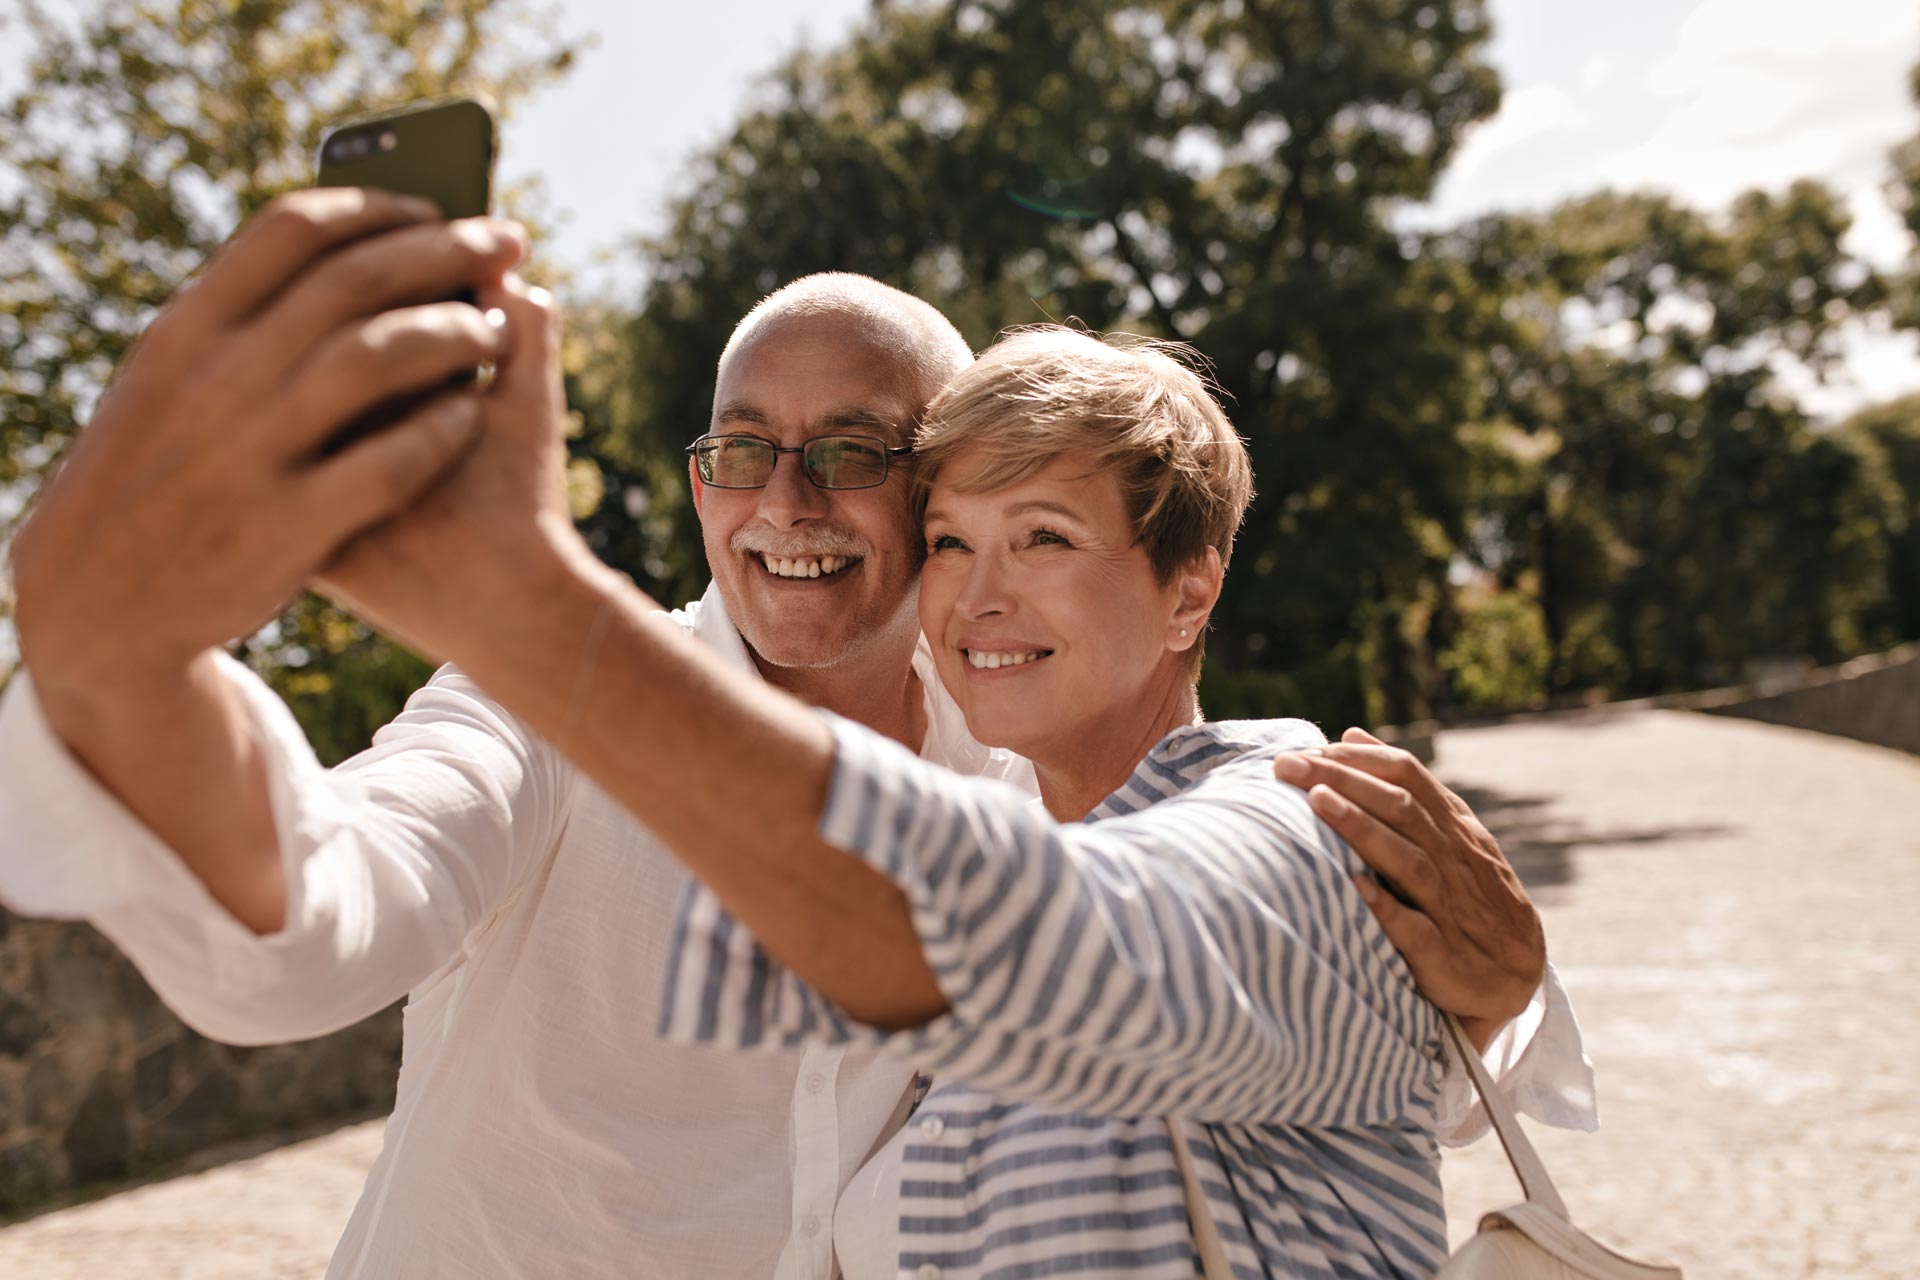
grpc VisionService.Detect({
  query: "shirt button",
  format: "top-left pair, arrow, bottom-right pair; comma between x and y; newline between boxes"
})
915,1265 -> 942,1280
805,1072 -> 825,1094
918,1114 -> 945,1140
802,1213 -> 821,1237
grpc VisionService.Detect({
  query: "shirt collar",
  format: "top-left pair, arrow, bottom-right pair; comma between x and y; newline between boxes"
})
687,583 -> 1027,784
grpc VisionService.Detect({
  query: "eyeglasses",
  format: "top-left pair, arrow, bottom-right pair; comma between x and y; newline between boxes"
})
685,433 -> 913,490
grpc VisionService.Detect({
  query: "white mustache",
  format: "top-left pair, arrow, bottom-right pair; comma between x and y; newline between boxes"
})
730,529 -> 870,560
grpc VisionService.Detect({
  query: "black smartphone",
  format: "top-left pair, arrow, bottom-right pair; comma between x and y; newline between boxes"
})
315,97 -> 495,220
312,99 -> 497,451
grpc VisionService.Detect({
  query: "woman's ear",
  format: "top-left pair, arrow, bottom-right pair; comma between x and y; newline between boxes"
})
1169,547 -> 1223,652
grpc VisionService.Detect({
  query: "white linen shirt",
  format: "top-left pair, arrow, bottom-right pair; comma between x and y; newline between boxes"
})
0,585 -> 1033,1279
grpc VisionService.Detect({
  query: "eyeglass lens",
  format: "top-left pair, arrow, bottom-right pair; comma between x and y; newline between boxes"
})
696,435 -> 892,489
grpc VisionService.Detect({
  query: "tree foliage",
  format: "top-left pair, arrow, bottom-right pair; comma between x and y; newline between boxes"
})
1430,182 -> 1893,695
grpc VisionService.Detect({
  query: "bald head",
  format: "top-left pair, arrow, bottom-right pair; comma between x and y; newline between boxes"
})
714,273 -> 973,421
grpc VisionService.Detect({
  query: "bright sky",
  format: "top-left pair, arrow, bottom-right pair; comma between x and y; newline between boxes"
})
498,0 -> 1920,415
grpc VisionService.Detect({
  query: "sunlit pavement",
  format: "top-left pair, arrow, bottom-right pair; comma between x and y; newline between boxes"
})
1,708 -> 1914,1278
1435,710 -> 1919,1278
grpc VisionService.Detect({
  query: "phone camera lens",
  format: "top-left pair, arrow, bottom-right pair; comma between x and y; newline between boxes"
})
378,130 -> 397,153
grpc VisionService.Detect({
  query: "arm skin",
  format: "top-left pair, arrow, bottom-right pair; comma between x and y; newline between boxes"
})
9,192 -> 526,936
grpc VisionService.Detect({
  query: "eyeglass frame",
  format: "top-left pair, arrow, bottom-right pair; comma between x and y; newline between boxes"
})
684,431 -> 916,491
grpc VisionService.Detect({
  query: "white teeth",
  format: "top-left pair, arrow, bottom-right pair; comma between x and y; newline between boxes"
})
966,649 -> 1047,669
760,554 -> 854,578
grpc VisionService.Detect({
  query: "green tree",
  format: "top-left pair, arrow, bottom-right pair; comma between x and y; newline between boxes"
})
0,0 -> 580,755
1836,395 -> 1920,643
608,0 -> 1504,728
1430,182 -> 1890,696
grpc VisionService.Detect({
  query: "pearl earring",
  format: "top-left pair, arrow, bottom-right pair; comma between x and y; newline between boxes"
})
1179,628 -> 1189,638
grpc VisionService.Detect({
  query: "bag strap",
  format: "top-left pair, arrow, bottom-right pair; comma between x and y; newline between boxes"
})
1166,1017 -> 1572,1278
1166,1119 -> 1237,1280
1442,1014 -> 1570,1220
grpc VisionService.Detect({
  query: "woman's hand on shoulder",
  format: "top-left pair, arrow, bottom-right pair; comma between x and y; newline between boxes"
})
1270,729 -> 1545,1052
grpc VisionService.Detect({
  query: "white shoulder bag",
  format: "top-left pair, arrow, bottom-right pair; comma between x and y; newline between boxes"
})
1167,1015 -> 1684,1279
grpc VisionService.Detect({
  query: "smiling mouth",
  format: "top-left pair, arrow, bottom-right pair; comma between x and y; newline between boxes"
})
756,553 -> 860,580
963,648 -> 1054,670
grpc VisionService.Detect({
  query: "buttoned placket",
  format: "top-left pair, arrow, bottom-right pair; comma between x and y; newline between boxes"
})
773,1044 -> 846,1279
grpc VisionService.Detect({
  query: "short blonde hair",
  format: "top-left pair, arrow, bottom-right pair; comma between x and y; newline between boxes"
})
915,327 -> 1254,669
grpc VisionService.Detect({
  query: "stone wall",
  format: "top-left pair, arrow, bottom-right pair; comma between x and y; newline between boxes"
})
0,913 -> 399,1213
1687,644 -> 1920,756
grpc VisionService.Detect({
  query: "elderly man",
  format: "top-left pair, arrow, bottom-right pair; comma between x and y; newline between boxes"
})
0,195 -> 1588,1277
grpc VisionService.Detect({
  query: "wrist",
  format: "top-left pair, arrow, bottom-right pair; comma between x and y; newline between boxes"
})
429,513 -> 615,678
1457,1015 -> 1502,1055
28,647 -> 228,755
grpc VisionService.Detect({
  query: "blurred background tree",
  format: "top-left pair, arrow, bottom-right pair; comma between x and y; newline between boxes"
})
0,0 -> 581,760
4,0 -> 1918,747
1430,182 -> 1890,699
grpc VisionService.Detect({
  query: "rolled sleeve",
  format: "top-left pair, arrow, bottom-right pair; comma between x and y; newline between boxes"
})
1435,960 -> 1598,1145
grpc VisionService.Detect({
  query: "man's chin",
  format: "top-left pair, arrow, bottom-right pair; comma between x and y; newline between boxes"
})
741,633 -> 864,672
732,603 -> 866,671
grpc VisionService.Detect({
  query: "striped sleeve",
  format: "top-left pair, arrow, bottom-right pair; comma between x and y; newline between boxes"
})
660,716 -> 1443,1126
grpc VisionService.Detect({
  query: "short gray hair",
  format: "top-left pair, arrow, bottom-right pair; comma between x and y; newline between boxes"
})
715,273 -> 973,418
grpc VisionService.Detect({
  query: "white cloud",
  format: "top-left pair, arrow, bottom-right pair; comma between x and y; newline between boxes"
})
1599,0 -> 1918,206
1845,181 -> 1911,271
1775,326 -> 1920,421
1404,82 -> 1585,226
1454,82 -> 1578,171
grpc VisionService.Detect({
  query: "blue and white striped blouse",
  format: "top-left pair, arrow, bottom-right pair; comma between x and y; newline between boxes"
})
660,717 -> 1449,1279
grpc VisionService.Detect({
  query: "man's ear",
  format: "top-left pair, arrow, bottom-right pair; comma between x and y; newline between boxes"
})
688,455 -> 705,514
1169,547 -> 1224,653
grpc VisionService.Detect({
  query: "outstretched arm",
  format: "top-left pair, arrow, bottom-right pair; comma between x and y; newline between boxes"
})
660,719 -> 1440,1126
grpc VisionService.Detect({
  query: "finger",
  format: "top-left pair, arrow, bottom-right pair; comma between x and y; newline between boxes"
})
178,188 -> 441,325
1319,740 -> 1475,821
1282,752 -> 1449,858
283,301 -> 509,455
475,275 -> 561,428
300,390 -> 484,545
251,217 -> 527,378
1353,874 -> 1449,969
1341,726 -> 1386,746
1310,784 -> 1442,905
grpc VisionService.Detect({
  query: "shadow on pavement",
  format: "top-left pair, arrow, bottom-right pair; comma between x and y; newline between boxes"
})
1451,785 -> 1733,891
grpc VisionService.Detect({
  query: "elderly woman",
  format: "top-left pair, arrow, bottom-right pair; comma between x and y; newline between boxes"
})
627,326 -> 1587,1278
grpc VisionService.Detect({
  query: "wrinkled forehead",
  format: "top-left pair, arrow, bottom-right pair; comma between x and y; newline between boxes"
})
712,313 -> 937,443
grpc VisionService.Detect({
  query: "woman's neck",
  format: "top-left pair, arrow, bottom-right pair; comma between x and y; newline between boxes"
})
1031,677 -> 1203,820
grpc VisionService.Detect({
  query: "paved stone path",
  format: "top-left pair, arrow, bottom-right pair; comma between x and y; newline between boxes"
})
1,708 -> 1914,1278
